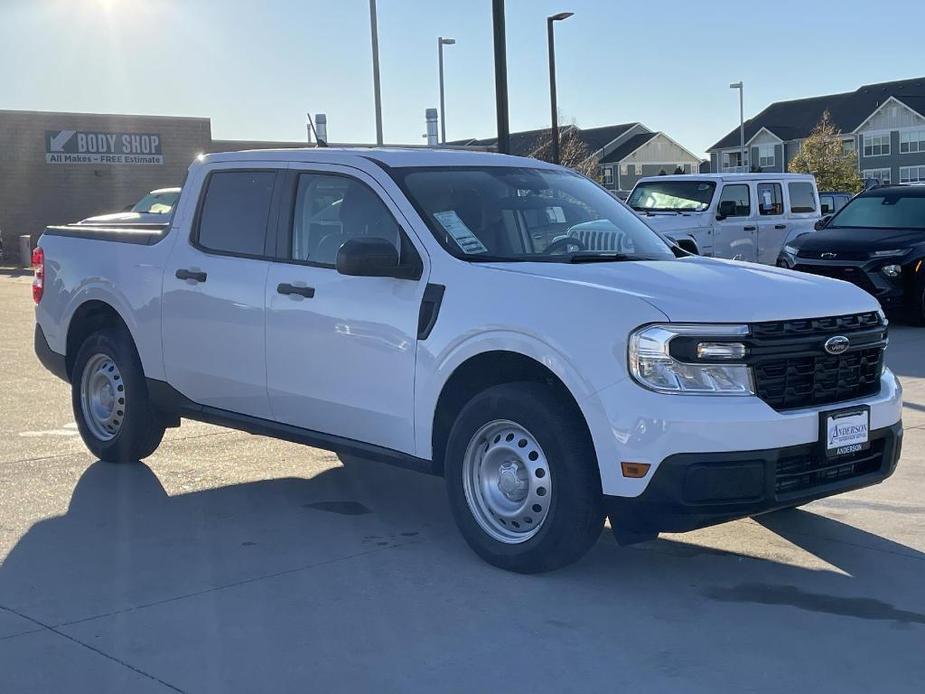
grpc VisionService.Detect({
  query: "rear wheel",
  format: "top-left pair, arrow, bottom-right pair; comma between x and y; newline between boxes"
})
71,328 -> 165,462
444,382 -> 604,573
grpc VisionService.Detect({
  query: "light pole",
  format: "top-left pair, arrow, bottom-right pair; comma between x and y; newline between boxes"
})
547,12 -> 573,165
438,37 -> 456,144
729,81 -> 744,170
492,0 -> 510,154
369,0 -> 383,145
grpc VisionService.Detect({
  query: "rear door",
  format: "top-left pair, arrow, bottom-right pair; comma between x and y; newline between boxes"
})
755,181 -> 788,264
264,164 -> 427,454
713,183 -> 756,261
786,180 -> 821,243
161,164 -> 281,419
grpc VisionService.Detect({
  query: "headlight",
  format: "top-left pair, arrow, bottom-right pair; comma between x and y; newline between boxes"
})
628,324 -> 754,395
783,244 -> 799,256
882,264 -> 902,278
871,249 -> 906,257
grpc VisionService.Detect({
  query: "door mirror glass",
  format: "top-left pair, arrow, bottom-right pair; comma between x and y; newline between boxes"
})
716,200 -> 737,219
814,215 -> 832,231
336,237 -> 404,278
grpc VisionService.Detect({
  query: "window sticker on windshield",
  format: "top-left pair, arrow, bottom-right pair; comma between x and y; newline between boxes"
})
545,206 -> 566,223
433,210 -> 488,254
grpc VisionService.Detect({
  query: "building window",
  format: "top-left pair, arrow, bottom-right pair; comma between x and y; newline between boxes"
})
899,165 -> 925,183
842,138 -> 856,153
602,166 -> 613,185
862,133 -> 891,157
757,143 -> 775,168
862,168 -> 891,184
722,151 -> 746,171
899,129 -> 925,154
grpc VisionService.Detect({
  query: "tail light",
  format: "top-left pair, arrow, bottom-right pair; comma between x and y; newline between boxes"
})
32,247 -> 44,304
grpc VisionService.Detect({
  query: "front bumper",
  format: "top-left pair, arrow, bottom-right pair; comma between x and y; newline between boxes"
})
777,255 -> 909,310
604,421 -> 902,541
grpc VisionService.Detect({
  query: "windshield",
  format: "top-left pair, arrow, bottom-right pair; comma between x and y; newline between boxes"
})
829,192 -> 925,230
393,166 -> 675,262
627,180 -> 716,212
132,190 -> 180,214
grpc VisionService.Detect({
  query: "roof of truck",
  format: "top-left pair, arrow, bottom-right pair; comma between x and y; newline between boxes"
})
635,173 -> 816,184
199,147 -> 558,169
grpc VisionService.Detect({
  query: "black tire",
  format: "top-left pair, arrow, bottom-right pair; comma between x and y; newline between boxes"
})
71,327 -> 165,463
444,382 -> 605,573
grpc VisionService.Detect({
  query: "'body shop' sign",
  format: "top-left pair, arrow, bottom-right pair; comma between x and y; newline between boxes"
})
45,130 -> 164,165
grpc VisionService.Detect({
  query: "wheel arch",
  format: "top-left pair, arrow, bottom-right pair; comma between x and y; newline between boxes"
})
429,350 -> 595,476
64,299 -> 137,380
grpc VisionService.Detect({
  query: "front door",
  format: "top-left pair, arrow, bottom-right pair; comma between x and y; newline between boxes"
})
162,166 -> 280,419
755,181 -> 789,264
265,166 -> 427,454
713,183 -> 756,262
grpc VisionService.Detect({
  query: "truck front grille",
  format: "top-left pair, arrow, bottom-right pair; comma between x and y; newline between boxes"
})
748,312 -> 885,411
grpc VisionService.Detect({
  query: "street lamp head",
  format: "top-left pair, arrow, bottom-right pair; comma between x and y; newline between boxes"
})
729,81 -> 743,89
439,37 -> 456,45
549,11 -> 574,21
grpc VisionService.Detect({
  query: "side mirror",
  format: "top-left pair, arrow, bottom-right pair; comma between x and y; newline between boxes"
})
716,200 -> 737,220
336,237 -> 414,279
814,215 -> 832,231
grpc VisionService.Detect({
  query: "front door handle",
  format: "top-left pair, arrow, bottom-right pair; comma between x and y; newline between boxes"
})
774,224 -> 787,230
743,225 -> 757,231
176,268 -> 207,283
277,283 -> 315,298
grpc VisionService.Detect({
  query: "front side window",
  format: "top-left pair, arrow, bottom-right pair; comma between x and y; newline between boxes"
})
757,183 -> 784,215
392,166 -> 675,262
717,184 -> 750,217
829,192 -> 925,231
863,133 -> 891,157
628,180 -> 715,212
899,129 -> 925,154
291,174 -> 400,266
820,195 -> 835,214
788,182 -> 816,214
757,143 -> 775,168
196,171 -> 276,256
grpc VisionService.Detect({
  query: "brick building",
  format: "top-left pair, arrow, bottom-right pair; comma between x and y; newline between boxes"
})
0,109 -> 306,262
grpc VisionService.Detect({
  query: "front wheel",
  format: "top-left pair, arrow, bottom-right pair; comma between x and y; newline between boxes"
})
71,328 -> 166,463
444,382 -> 604,573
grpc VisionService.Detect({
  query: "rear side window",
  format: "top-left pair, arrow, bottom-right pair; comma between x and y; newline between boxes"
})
820,195 -> 834,214
197,171 -> 276,256
788,182 -> 817,214
718,184 -> 750,217
757,183 -> 783,215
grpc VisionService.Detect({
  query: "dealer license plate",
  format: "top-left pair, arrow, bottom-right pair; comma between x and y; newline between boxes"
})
823,408 -> 870,458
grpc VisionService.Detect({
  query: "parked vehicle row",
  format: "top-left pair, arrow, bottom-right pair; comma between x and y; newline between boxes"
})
778,184 -> 925,323
33,148 -> 902,572
627,173 -> 821,264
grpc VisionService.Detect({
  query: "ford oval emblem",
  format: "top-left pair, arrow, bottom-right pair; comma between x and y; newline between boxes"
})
824,336 -> 850,355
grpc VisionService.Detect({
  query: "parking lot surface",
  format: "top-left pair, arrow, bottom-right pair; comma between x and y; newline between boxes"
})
0,271 -> 923,693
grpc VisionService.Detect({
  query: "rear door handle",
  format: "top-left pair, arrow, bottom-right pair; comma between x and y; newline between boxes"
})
774,224 -> 787,230
743,226 -> 757,231
176,268 -> 207,283
277,283 -> 315,298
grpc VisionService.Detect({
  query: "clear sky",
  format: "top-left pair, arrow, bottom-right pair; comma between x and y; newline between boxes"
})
2,0 -> 925,157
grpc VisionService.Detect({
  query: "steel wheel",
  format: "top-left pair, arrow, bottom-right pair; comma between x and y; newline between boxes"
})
79,353 -> 125,442
461,419 -> 552,544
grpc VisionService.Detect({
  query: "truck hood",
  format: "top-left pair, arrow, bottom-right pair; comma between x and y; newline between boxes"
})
793,227 -> 925,255
487,256 -> 879,322
636,211 -> 709,235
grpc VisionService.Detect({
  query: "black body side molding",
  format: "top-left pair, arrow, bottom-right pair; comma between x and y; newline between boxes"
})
34,324 -> 69,382
146,379 -> 435,475
417,283 -> 446,340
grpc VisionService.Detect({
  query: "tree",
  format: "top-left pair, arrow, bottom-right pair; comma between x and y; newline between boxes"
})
525,123 -> 599,178
788,111 -> 863,193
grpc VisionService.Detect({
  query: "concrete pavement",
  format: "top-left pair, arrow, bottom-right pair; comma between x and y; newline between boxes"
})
0,272 -> 923,693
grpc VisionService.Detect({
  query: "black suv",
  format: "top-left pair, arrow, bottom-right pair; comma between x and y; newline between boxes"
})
778,185 -> 925,323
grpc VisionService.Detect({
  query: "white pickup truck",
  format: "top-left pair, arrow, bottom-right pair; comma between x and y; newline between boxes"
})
33,148 -> 903,573
627,173 -> 822,263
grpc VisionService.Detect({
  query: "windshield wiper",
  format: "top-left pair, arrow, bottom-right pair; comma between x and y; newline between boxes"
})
565,253 -> 658,263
